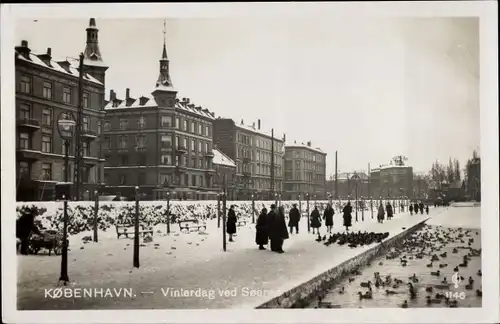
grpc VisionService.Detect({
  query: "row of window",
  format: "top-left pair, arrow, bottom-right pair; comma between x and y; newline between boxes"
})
104,134 -> 212,153
104,116 -> 212,137
118,173 -> 208,187
237,133 -> 284,152
112,153 -> 212,170
236,163 -> 283,177
18,132 -> 91,156
19,75 -> 91,108
236,147 -> 284,165
17,161 -> 91,181
19,104 -> 98,133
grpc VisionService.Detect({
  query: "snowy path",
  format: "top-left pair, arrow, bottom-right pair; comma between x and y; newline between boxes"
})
17,207 -> 446,310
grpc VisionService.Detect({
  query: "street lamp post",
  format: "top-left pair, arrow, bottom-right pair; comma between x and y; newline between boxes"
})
133,186 -> 140,268
298,194 -> 301,215
93,189 -> 99,242
222,191 -> 227,252
306,193 -> 310,233
251,194 -> 255,223
274,193 -> 278,207
166,191 -> 171,234
361,196 -> 365,221
57,112 -> 75,285
217,193 -> 221,228
370,196 -> 373,219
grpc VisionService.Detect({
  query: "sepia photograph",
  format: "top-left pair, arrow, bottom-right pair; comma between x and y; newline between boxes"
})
1,2 -> 498,324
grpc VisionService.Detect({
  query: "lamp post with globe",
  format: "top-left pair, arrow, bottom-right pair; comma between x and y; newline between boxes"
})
57,112 -> 76,284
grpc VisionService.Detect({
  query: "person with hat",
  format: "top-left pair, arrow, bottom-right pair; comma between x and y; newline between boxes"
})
323,203 -> 335,233
267,204 -> 289,253
288,203 -> 301,234
343,201 -> 353,231
310,206 -> 322,235
255,207 -> 269,250
226,205 -> 237,242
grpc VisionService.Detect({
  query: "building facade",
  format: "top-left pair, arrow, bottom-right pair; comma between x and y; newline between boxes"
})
212,147 -> 237,199
103,37 -> 217,200
466,157 -> 481,201
325,172 -> 370,200
212,119 -> 285,200
15,18 -> 106,201
369,165 -> 413,199
283,141 -> 327,200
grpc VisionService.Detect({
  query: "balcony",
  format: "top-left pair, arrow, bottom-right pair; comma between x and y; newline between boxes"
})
17,148 -> 41,161
204,151 -> 214,159
205,168 -> 217,174
16,118 -> 40,131
175,165 -> 187,173
176,145 -> 188,155
81,129 -> 98,140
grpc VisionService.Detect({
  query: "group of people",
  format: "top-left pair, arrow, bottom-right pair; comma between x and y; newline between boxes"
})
309,202 -> 353,234
409,201 -> 429,215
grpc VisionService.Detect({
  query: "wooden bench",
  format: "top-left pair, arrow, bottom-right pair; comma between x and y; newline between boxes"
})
178,219 -> 207,233
116,223 -> 154,239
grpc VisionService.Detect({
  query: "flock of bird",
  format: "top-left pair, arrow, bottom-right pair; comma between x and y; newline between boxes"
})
316,231 -> 391,248
310,224 -> 482,308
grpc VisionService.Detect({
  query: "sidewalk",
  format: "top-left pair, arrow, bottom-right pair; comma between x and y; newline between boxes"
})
17,207 -> 445,310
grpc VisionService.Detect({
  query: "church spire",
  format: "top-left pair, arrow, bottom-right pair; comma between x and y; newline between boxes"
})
155,20 -> 174,90
83,18 -> 106,67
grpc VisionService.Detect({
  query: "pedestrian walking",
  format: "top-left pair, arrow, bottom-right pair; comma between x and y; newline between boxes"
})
419,202 -> 424,214
310,206 -> 322,234
323,203 -> 335,233
255,207 -> 269,250
409,203 -> 414,215
226,205 -> 237,242
267,205 -> 289,253
425,205 -> 429,215
414,202 -> 419,215
377,203 -> 385,223
386,202 -> 393,220
288,203 -> 301,234
343,202 -> 353,231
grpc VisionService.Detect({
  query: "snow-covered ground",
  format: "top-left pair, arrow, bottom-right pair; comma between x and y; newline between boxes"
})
426,206 -> 480,229
17,206 -> 443,310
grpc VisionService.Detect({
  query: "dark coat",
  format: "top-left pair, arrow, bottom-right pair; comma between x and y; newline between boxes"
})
386,204 -> 393,217
226,209 -> 237,234
414,203 -> 419,213
409,204 -> 414,212
268,209 -> 289,240
310,209 -> 321,228
255,211 -> 269,245
377,205 -> 385,220
343,205 -> 353,227
419,203 -> 424,212
16,214 -> 41,240
323,207 -> 335,226
288,207 -> 301,226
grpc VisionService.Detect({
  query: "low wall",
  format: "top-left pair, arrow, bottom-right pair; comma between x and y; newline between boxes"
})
256,218 -> 429,309
450,202 -> 481,207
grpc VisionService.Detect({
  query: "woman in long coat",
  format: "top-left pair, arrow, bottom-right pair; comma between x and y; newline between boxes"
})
255,207 -> 269,250
323,203 -> 335,233
342,202 -> 353,231
288,204 -> 301,234
310,206 -> 322,234
377,203 -> 385,223
269,205 -> 289,253
386,202 -> 393,220
226,205 -> 237,242
409,203 -> 414,215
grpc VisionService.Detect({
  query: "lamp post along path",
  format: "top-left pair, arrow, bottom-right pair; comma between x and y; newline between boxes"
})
133,186 -> 140,268
93,190 -> 99,242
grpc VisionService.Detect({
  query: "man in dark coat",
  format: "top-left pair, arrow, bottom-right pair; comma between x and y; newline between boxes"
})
386,202 -> 393,220
323,203 -> 335,233
409,203 -> 414,215
16,211 -> 42,255
255,207 -> 269,250
343,202 -> 353,231
414,202 -> 419,215
226,205 -> 237,242
288,204 -> 301,234
419,202 -> 424,214
267,204 -> 289,253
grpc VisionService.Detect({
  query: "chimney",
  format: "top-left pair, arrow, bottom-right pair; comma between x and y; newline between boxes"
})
139,96 -> 149,106
47,47 -> 51,57
188,103 -> 195,109
110,89 -> 116,101
283,133 -> 286,143
126,88 -> 130,100
294,140 -> 296,144
241,119 -> 244,125
15,40 -> 31,60
195,105 -> 202,111
202,108 -> 209,114
89,18 -> 96,27
258,119 -> 261,130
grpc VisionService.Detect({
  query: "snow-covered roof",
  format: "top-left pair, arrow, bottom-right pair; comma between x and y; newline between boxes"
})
83,58 -> 107,68
104,94 -> 215,119
285,143 -> 325,154
371,164 -> 412,172
15,51 -> 103,86
213,148 -> 236,168
153,84 -> 178,93
234,122 -> 284,142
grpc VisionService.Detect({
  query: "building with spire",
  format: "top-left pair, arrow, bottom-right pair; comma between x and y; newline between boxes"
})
15,18 -> 106,201
102,21 -> 218,200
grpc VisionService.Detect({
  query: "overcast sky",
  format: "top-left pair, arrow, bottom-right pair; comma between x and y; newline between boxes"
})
15,17 -> 479,176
